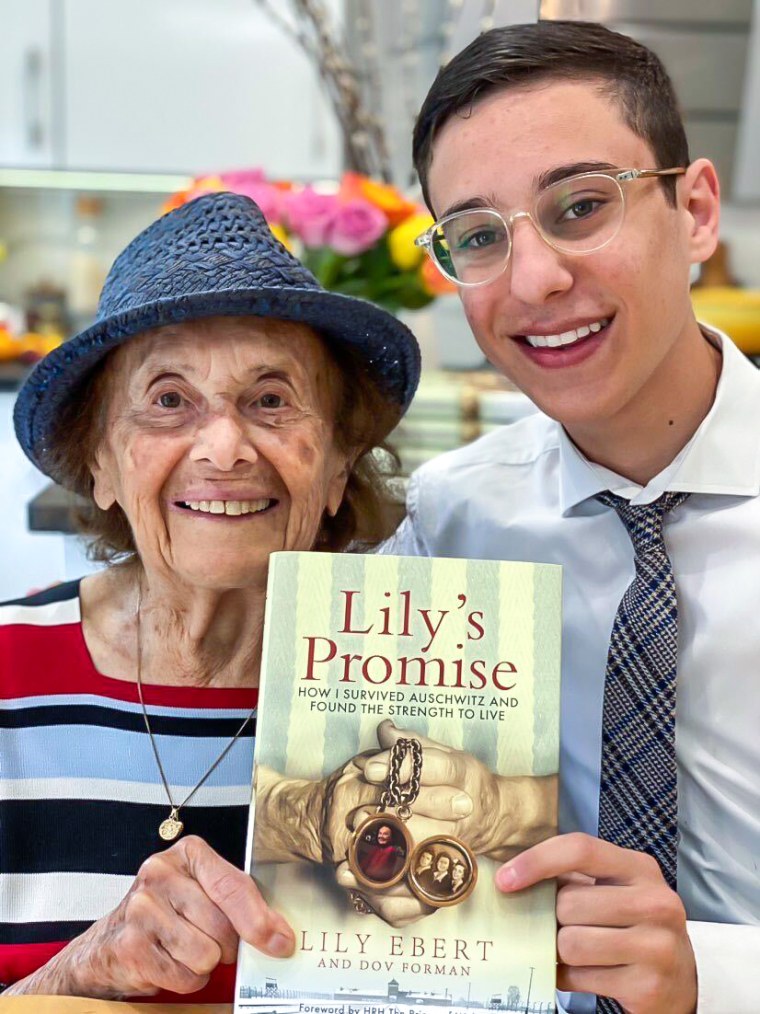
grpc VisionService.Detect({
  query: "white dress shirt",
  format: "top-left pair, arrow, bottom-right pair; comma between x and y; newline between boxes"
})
381,330 -> 760,1012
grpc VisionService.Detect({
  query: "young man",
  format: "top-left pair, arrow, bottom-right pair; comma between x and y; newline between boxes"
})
384,20 -> 759,1014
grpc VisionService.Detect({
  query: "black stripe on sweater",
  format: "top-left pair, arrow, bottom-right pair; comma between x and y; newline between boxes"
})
0,704 -> 256,737
1,579 -> 81,608
0,920 -> 93,945
0,799 -> 249,876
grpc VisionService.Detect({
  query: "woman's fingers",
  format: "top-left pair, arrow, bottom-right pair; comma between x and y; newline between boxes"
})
376,719 -> 453,754
410,783 -> 472,819
167,874 -> 240,965
335,861 -> 434,928
178,836 -> 295,957
117,837 -> 294,994
348,805 -> 464,842
125,889 -> 220,986
358,746 -> 461,787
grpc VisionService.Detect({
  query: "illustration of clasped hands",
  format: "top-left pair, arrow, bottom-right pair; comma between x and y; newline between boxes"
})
254,719 -> 557,927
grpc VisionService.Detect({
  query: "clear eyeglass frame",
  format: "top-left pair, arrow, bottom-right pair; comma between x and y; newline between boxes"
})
415,167 -> 687,288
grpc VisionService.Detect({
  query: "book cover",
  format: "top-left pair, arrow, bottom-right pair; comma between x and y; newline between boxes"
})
236,552 -> 561,1013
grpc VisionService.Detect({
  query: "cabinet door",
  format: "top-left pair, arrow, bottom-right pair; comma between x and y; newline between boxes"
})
62,0 -> 341,178
0,0 -> 56,168
735,12 -> 760,200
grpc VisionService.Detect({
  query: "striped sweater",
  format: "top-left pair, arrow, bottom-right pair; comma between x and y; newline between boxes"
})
0,579 -> 257,1003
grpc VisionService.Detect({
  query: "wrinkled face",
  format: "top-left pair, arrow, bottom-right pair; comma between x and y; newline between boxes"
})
90,317 -> 351,590
427,79 -> 716,432
377,825 -> 392,846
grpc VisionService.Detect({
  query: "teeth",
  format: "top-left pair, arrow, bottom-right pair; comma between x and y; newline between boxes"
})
182,499 -> 271,515
526,318 -> 609,348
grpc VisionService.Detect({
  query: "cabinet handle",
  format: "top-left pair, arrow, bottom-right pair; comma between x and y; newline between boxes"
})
23,47 -> 44,150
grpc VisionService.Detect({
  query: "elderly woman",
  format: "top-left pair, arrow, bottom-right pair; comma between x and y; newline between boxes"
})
0,192 -> 423,1003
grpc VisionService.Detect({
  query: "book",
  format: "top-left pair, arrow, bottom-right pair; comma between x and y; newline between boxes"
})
236,552 -> 561,1014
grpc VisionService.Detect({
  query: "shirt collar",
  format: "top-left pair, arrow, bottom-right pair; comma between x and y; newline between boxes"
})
558,328 -> 760,514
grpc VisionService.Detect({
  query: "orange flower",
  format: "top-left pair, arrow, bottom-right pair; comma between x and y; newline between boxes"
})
420,256 -> 458,296
161,191 -> 190,214
340,172 -> 417,226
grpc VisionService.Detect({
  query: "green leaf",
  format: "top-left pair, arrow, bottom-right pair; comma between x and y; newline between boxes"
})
303,248 -> 349,289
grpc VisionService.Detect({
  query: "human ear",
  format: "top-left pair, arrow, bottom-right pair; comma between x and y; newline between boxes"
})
325,452 -> 354,518
681,158 -> 720,266
90,449 -> 117,511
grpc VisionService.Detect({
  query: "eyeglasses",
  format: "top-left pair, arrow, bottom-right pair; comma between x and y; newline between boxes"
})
415,167 -> 686,288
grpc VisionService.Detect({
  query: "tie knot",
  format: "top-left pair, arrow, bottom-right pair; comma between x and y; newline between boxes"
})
596,490 -> 689,553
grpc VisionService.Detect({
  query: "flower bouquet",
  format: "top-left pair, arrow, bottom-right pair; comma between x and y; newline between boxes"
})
165,169 -> 454,313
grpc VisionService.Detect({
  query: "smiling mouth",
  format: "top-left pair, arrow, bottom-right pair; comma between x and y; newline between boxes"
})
518,317 -> 611,348
176,498 -> 276,516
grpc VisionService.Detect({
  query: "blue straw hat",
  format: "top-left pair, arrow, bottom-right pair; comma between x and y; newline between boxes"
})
14,191 -> 421,483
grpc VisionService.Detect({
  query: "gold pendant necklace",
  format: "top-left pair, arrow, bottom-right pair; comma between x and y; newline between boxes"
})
135,583 -> 256,841
347,737 -> 478,913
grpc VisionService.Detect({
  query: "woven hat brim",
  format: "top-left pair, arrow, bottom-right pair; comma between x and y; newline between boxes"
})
14,286 -> 421,485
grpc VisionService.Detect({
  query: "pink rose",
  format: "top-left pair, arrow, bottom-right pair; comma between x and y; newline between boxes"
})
282,187 -> 339,248
326,198 -> 388,255
219,168 -> 267,187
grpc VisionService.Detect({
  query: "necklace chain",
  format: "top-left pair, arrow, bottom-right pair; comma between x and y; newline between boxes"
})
134,582 -> 256,840
381,738 -> 422,810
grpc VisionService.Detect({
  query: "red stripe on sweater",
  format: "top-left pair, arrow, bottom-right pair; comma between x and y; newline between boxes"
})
1,941 -> 236,1003
0,624 -> 258,708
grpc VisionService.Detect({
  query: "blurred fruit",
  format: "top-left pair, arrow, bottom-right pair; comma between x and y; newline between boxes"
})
0,330 -> 63,363
691,287 -> 760,355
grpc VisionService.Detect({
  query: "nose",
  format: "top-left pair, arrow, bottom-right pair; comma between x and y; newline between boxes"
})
189,411 -> 258,471
506,212 -> 574,305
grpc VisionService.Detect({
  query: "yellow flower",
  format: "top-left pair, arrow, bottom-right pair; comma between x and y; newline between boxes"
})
268,222 -> 293,252
388,213 -> 434,270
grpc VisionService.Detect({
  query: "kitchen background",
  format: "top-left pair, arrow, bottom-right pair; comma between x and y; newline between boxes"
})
1,0 -> 760,601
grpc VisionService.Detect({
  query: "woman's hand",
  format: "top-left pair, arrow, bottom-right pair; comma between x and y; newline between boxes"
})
254,742 -> 475,868
359,720 -> 557,858
335,858 -> 435,927
4,836 -> 294,999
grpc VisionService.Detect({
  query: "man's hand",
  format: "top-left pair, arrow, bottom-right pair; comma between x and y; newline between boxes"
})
496,832 -> 697,1014
5,836 -> 294,999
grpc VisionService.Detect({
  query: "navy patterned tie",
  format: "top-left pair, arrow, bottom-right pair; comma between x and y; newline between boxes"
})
594,491 -> 689,1014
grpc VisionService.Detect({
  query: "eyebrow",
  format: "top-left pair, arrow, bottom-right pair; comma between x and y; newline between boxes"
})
536,161 -> 618,190
439,161 -> 619,218
140,361 -> 293,380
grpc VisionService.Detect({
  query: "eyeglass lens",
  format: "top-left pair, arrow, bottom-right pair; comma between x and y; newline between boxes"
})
431,174 -> 625,285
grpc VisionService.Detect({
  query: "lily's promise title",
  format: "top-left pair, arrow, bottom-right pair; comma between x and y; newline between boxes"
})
300,589 -> 519,692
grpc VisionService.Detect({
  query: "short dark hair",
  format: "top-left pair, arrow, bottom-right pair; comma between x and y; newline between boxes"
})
50,327 -> 404,560
413,20 -> 689,210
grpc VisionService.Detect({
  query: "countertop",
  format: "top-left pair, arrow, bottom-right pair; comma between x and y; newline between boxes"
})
0,361 -> 31,392
27,482 -> 84,534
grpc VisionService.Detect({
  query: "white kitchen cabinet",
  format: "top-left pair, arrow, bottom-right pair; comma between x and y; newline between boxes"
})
0,0 -> 57,168
734,3 -> 760,200
60,0 -> 341,178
